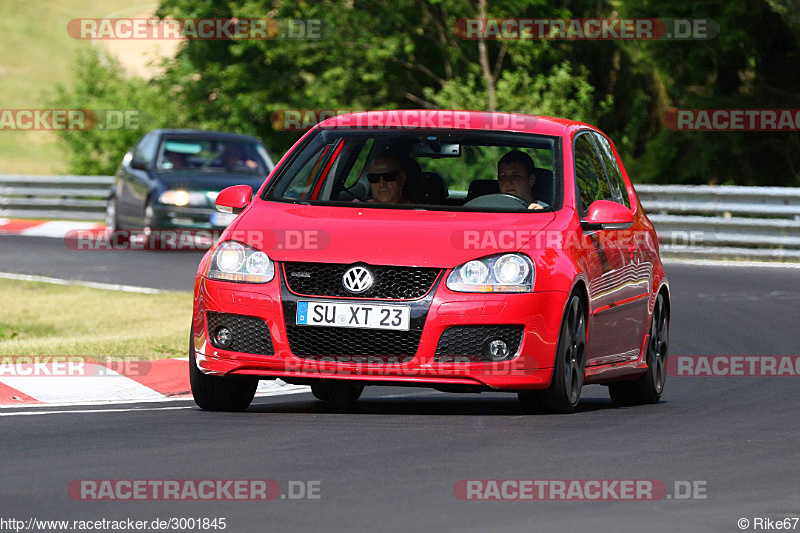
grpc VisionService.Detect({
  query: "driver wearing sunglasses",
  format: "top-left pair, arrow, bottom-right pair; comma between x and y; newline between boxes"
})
366,154 -> 410,204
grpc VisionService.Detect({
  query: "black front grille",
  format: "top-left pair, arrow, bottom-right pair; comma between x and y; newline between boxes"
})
286,325 -> 420,362
283,262 -> 440,300
207,312 -> 274,355
434,325 -> 524,363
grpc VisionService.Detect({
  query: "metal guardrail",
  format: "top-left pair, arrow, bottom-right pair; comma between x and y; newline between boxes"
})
636,185 -> 800,218
1,176 -> 799,261
0,175 -> 113,221
637,185 -> 800,262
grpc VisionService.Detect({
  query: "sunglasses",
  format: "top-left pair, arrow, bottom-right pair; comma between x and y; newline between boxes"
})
367,170 -> 401,184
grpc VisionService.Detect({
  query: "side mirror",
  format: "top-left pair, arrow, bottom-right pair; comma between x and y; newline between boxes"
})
215,185 -> 252,214
582,200 -> 633,231
130,158 -> 148,170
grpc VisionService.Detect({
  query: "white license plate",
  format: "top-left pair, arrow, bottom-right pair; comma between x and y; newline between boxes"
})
296,301 -> 410,331
211,212 -> 237,226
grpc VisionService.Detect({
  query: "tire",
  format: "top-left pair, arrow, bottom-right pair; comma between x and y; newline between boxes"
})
609,292 -> 669,406
189,336 -> 257,412
142,199 -> 159,249
105,196 -> 129,245
519,293 -> 587,414
310,380 -> 364,408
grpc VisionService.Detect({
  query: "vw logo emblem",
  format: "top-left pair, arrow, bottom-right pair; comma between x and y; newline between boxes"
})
342,266 -> 373,294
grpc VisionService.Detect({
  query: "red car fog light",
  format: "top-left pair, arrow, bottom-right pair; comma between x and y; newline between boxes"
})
213,326 -> 233,349
483,338 -> 510,361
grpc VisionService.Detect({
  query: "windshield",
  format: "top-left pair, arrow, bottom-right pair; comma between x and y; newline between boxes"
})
155,137 -> 274,175
265,129 -> 559,212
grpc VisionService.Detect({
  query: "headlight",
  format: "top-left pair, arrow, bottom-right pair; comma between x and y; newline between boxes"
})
158,190 -> 208,207
447,254 -> 533,293
493,255 -> 530,285
461,260 -> 489,284
208,241 -> 274,283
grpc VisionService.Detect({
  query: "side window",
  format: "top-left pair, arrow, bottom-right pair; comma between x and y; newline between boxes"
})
592,133 -> 630,208
573,133 -> 611,215
130,136 -> 146,163
133,133 -> 158,166
343,139 -> 374,188
280,142 -> 337,200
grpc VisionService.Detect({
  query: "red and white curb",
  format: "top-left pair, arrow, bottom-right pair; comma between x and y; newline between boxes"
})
0,218 -> 104,239
0,357 -> 309,407
0,218 -> 216,250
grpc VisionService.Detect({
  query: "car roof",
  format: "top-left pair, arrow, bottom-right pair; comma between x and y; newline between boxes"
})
151,129 -> 264,143
316,110 -> 593,137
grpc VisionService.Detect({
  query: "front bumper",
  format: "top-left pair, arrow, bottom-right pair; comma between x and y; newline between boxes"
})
192,270 -> 569,391
153,203 -> 234,231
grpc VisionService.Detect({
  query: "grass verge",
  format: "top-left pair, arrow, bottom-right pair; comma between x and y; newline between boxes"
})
0,0 -> 156,173
0,278 -> 192,359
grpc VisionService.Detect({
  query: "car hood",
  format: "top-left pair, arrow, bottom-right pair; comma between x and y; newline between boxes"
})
155,171 -> 266,193
230,201 -> 558,268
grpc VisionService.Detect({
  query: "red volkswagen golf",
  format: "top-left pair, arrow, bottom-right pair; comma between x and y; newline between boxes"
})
190,111 -> 669,414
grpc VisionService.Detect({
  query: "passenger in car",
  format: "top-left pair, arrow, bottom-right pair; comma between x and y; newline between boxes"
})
221,145 -> 258,171
497,150 -> 546,210
163,151 -> 187,170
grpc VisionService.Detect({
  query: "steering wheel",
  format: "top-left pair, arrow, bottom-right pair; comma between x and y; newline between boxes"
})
463,193 -> 530,210
337,183 -> 368,202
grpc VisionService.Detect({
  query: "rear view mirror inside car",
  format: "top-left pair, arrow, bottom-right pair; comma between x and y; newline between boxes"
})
409,140 -> 461,158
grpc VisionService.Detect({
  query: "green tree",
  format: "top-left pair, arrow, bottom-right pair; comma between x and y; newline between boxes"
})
154,0 -> 631,154
620,0 -> 800,185
50,49 -> 189,175
54,0 -> 800,185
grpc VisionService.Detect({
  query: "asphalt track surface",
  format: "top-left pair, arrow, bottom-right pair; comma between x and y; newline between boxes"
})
2,234 -> 799,532
0,235 -> 206,291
